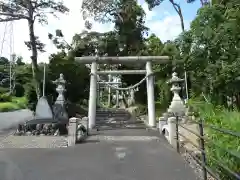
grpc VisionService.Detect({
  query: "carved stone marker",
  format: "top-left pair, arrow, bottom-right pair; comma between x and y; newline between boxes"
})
35,97 -> 53,120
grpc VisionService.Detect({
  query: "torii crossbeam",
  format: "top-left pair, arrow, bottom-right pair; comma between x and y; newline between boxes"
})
75,56 -> 170,129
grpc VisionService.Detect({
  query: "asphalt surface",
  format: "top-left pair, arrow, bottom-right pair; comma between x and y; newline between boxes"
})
0,109 -> 33,134
0,110 -> 197,180
0,132 -> 197,180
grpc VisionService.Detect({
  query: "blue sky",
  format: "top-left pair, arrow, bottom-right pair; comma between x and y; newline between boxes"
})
0,0 -> 201,63
144,0 -> 201,21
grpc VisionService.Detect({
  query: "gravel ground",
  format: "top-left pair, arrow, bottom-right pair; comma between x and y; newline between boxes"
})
0,110 -> 68,149
181,149 -> 216,180
0,135 -> 68,148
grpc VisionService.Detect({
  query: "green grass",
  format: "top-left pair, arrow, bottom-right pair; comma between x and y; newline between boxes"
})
188,99 -> 240,179
0,96 -> 27,112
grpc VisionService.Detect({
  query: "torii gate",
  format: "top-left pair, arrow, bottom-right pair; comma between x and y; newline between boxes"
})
75,56 -> 170,129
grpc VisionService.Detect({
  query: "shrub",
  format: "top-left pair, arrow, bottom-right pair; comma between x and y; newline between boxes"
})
0,102 -> 19,112
14,83 -> 25,97
0,87 -> 8,93
12,97 -> 27,108
24,83 -> 38,111
0,93 -> 12,102
189,99 -> 240,180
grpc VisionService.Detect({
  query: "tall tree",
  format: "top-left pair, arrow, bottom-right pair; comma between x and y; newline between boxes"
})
145,0 -> 185,31
187,0 -> 209,6
0,0 -> 69,98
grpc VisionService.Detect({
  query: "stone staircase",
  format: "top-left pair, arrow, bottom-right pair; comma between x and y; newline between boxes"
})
95,108 -> 145,130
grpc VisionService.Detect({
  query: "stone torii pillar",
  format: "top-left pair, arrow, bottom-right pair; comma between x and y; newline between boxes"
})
107,74 -> 112,107
75,56 -> 170,129
88,62 -> 97,129
146,61 -> 155,127
115,77 -> 121,108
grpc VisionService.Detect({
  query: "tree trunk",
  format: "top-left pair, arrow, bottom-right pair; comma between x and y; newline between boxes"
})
169,0 -> 190,100
28,6 -> 41,99
169,1 -> 185,31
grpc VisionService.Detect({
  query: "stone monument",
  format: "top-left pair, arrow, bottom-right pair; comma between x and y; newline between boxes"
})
35,97 -> 53,120
15,73 -> 69,136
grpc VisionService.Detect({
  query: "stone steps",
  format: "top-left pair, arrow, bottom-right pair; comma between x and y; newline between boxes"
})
95,109 -> 132,122
86,135 -> 159,142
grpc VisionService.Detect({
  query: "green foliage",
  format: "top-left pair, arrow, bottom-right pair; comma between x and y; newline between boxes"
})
176,4 -> 240,106
0,93 -> 12,102
0,97 -> 27,112
0,102 -> 20,112
189,98 -> 240,179
24,82 -> 38,111
155,78 -> 172,109
48,52 -> 90,103
14,83 -> 25,97
11,97 -> 27,109
0,87 -> 8,94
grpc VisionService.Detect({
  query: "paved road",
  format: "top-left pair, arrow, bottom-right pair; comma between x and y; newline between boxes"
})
0,109 -> 197,180
0,109 -> 33,133
0,129 -> 197,180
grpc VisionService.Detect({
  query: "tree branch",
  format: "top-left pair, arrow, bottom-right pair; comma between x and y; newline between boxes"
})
169,0 -> 180,14
0,17 -> 23,22
168,0 -> 185,31
0,12 -> 29,19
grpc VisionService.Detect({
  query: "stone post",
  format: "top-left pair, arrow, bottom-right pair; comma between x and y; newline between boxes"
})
168,116 -> 177,148
76,117 -> 88,141
97,82 -> 100,106
81,117 -> 88,132
146,61 -> 156,127
116,90 -> 119,107
158,117 -> 167,132
88,62 -> 97,129
107,74 -> 112,107
116,76 -> 120,108
68,117 -> 78,146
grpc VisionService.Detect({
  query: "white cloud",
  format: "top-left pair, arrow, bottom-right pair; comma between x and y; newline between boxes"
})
141,2 -> 157,21
0,0 -> 189,63
141,1 -> 190,42
147,15 -> 190,42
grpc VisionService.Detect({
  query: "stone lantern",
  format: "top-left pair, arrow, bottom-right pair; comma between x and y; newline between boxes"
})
167,72 -> 186,117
